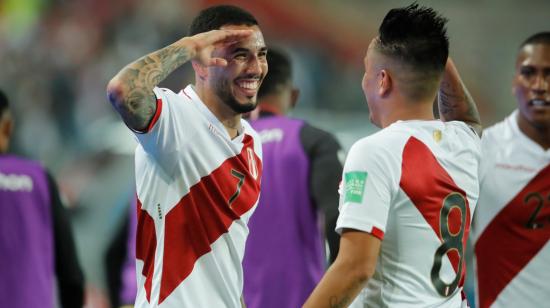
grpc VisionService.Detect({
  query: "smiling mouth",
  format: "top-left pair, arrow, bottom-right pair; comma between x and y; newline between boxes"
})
529,99 -> 550,107
235,78 -> 260,97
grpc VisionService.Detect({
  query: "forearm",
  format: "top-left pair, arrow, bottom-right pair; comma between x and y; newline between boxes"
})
303,260 -> 368,308
107,37 -> 195,130
438,58 -> 482,134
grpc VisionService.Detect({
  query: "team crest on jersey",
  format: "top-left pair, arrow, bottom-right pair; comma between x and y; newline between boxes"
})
247,147 -> 259,180
433,129 -> 442,143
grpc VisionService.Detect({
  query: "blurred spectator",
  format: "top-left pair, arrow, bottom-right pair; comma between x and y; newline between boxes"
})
243,48 -> 343,308
0,89 -> 85,308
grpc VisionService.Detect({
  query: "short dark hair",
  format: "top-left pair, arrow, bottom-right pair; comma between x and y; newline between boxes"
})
519,31 -> 550,49
258,48 -> 292,99
189,5 -> 258,36
375,3 -> 449,100
0,89 -> 9,118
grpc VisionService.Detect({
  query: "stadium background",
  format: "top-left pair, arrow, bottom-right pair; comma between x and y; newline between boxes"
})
1,0 -> 548,306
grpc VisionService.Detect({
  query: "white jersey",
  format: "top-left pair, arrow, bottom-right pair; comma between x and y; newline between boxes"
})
337,120 -> 481,307
471,110 -> 550,308
131,85 -> 262,307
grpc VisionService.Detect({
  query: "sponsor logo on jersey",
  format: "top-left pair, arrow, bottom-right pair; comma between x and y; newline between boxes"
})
495,163 -> 537,173
259,128 -> 284,143
344,171 -> 368,203
0,172 -> 33,192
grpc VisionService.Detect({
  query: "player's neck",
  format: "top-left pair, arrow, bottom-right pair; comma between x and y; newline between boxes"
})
195,85 -> 242,139
517,114 -> 550,150
381,103 -> 435,128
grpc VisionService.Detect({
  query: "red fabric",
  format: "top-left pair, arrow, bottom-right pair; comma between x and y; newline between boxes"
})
475,164 -> 550,308
159,134 -> 262,303
135,199 -> 157,303
370,226 -> 385,240
145,98 -> 163,132
400,137 -> 471,286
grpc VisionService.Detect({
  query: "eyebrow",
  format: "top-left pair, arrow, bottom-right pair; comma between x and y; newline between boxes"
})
231,47 -> 268,54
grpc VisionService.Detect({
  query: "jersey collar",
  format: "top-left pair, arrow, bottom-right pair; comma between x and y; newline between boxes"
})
181,85 -> 245,141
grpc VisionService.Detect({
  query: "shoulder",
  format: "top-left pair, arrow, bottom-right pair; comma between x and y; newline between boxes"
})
0,155 -> 46,173
300,122 -> 337,141
346,127 -> 410,167
482,115 -> 513,148
242,120 -> 263,154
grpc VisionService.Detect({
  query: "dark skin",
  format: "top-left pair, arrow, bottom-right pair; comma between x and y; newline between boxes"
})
0,110 -> 13,154
513,43 -> 550,150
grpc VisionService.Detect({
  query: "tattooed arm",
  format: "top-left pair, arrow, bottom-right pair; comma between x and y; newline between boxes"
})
107,29 -> 253,131
438,58 -> 483,136
303,230 -> 380,308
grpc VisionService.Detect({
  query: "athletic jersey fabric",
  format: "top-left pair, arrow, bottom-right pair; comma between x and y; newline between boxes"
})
472,110 -> 550,308
338,120 -> 480,307
0,155 -> 84,308
132,85 -> 262,307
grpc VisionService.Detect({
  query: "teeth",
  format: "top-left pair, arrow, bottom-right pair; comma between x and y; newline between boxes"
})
532,99 -> 548,106
237,80 -> 259,90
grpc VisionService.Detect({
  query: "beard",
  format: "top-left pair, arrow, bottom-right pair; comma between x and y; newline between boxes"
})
215,79 -> 258,114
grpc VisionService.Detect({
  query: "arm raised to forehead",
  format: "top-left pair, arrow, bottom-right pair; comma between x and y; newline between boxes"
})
438,58 -> 483,136
106,29 -> 253,131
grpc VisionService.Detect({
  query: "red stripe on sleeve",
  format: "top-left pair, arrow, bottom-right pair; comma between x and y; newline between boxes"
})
144,98 -> 163,133
370,226 -> 385,240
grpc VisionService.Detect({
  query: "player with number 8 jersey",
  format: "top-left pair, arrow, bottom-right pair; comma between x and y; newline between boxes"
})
303,4 -> 482,308
338,119 -> 480,307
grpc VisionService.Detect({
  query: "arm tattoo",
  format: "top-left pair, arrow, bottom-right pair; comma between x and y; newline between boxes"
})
110,44 -> 191,130
438,80 -> 481,133
327,276 -> 368,308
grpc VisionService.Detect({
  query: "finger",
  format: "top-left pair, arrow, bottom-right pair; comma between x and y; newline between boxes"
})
208,57 -> 228,67
211,29 -> 254,44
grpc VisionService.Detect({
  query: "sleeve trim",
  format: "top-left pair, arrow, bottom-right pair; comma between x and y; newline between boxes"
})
370,226 -> 385,240
145,98 -> 163,133
130,97 -> 163,134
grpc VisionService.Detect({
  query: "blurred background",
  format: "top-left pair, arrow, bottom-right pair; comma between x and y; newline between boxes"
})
1,0 -> 549,306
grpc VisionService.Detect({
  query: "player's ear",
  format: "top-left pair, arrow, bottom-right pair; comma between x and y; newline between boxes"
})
192,61 -> 208,80
290,88 -> 300,109
379,69 -> 392,97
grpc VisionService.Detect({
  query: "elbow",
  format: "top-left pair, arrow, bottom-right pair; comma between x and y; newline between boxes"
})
336,254 -> 376,285
106,77 -> 126,108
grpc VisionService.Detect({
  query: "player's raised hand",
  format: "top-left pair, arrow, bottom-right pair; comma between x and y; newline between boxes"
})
183,29 -> 253,67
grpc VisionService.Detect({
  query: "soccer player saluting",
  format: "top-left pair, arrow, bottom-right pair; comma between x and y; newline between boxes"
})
471,32 -> 550,308
107,5 -> 265,307
304,4 -> 482,307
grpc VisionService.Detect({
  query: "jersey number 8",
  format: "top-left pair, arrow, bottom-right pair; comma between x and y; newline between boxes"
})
430,192 -> 467,297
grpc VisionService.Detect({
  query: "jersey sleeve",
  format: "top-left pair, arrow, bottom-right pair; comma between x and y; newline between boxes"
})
335,140 -> 397,240
132,87 -> 194,168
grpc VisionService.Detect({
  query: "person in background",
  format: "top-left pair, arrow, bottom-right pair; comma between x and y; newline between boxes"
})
304,4 -> 482,307
471,31 -> 550,308
243,48 -> 343,308
0,89 -> 85,308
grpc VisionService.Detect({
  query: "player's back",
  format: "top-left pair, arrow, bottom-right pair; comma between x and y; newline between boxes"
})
0,155 -> 55,308
341,120 -> 480,307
